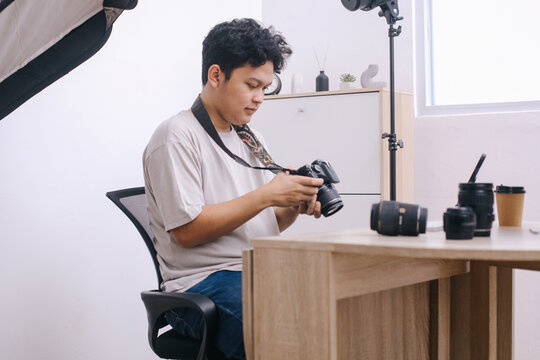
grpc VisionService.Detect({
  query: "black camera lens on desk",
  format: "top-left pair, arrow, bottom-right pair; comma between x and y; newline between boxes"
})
457,183 -> 495,237
443,207 -> 476,240
370,200 -> 428,236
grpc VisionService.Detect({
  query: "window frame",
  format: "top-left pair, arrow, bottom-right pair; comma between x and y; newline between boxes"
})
414,0 -> 540,117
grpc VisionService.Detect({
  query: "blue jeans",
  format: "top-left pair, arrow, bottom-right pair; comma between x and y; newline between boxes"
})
165,270 -> 245,359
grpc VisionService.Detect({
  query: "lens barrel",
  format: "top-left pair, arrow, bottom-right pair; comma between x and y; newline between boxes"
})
443,207 -> 476,240
370,201 -> 427,236
458,183 -> 494,236
318,184 -> 344,217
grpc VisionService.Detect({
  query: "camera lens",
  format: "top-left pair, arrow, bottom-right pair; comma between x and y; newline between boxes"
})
458,183 -> 494,236
317,184 -> 344,217
443,207 -> 476,240
370,201 -> 428,236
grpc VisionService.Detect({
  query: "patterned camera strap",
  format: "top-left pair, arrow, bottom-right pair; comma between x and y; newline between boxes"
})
191,95 -> 297,175
232,124 -> 275,166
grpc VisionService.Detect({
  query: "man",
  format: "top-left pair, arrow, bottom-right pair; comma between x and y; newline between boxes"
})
143,18 -> 323,359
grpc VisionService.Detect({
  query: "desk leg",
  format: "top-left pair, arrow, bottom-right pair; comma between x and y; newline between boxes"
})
470,262 -> 513,360
471,262 -> 490,360
495,266 -> 513,360
430,278 -> 451,360
242,249 -> 255,360
450,273 -> 471,360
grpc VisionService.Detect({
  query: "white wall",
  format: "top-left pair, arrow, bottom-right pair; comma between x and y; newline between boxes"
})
263,1 -> 540,359
262,0 -> 413,94
0,1 -> 261,359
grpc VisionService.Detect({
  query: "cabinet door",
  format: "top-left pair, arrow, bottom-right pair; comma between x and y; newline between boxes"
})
281,195 -> 380,235
251,92 -> 381,193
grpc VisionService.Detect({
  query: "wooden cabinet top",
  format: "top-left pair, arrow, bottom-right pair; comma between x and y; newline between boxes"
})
264,87 -> 413,100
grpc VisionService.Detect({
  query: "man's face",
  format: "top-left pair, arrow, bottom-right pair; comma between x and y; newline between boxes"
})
213,61 -> 274,130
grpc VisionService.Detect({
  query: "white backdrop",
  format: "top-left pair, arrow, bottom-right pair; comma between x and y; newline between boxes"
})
0,1 -> 261,359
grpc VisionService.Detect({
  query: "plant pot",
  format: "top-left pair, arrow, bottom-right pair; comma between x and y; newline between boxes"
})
340,82 -> 355,90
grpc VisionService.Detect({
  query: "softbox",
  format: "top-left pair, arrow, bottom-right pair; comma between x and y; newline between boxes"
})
0,0 -> 138,121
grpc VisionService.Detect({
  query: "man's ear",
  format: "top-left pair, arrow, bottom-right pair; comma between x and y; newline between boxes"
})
207,64 -> 224,88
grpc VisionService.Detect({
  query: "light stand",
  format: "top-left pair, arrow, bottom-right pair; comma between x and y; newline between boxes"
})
341,0 -> 404,201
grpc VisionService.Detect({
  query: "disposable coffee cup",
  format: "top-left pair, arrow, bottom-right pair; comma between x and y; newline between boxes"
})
495,185 -> 525,226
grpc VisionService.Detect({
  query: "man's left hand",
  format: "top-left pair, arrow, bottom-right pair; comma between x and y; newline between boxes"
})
297,195 -> 322,218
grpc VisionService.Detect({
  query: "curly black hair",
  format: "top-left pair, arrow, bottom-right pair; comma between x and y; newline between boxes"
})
201,18 -> 292,85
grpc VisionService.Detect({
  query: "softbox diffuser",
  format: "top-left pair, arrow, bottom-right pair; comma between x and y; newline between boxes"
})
0,0 -> 137,121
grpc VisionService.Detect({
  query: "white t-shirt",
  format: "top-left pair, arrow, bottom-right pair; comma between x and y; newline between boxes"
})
143,109 -> 279,292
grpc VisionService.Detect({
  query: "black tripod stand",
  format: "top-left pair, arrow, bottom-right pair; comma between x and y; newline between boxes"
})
378,1 -> 404,201
341,0 -> 404,201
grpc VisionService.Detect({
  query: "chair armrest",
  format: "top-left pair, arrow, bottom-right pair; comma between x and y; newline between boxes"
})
141,290 -> 217,360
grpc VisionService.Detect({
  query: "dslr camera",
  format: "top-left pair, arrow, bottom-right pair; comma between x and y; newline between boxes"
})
295,160 -> 344,217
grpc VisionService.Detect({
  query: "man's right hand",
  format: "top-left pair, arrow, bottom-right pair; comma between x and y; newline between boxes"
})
262,171 -> 323,208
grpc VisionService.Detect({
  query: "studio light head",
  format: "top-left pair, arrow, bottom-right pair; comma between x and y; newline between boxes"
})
341,0 -> 385,11
341,0 -> 402,25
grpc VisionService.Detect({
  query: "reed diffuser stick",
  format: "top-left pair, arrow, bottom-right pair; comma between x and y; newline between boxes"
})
314,48 -> 322,71
322,45 -> 328,71
313,45 -> 329,71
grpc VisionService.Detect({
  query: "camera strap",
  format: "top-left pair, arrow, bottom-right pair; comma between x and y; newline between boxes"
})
191,95 -> 296,175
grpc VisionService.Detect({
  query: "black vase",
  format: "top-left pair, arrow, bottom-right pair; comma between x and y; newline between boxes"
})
316,71 -> 329,91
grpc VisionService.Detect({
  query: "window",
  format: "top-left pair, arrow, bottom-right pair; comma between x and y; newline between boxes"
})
415,0 -> 540,115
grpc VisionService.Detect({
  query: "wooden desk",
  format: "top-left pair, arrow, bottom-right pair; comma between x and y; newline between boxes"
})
242,225 -> 540,360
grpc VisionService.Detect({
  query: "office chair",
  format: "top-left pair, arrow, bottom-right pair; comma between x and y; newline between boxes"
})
106,187 -> 226,360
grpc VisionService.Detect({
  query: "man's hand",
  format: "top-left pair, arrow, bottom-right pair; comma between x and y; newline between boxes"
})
296,195 -> 322,219
266,171 -> 323,231
262,171 -> 323,208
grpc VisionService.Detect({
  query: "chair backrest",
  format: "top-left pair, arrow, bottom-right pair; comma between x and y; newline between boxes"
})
106,187 -> 163,287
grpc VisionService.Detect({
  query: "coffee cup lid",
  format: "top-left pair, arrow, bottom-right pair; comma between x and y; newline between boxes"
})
495,185 -> 525,194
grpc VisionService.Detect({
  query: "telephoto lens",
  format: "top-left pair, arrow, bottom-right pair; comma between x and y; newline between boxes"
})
370,200 -> 428,236
443,207 -> 476,240
458,183 -> 495,236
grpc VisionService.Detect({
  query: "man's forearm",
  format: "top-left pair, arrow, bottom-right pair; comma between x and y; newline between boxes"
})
170,188 -> 271,248
274,206 -> 300,232
170,173 -> 322,247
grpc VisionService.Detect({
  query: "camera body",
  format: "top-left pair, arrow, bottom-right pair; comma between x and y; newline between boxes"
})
295,160 -> 344,217
296,159 -> 340,184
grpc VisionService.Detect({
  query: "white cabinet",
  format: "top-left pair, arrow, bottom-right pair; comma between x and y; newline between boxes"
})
251,88 -> 414,234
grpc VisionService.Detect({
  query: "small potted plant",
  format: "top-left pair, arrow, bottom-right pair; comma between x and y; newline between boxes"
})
339,73 -> 357,90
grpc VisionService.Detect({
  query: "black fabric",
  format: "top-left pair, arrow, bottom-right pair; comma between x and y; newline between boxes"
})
0,10 -> 111,121
154,329 -> 226,360
190,95 -> 295,175
156,330 -> 226,360
103,0 -> 138,10
155,329 -> 202,359
0,0 -> 15,13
